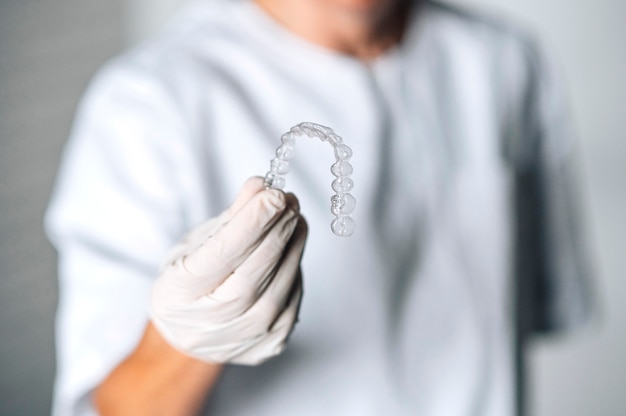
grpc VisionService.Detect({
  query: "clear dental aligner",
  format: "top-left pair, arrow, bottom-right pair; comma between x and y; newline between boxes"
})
264,122 -> 356,237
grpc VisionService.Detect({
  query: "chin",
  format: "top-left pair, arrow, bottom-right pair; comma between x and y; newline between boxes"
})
334,0 -> 414,20
329,0 -> 399,13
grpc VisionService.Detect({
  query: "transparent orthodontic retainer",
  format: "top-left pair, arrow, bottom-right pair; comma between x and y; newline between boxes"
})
264,122 -> 356,237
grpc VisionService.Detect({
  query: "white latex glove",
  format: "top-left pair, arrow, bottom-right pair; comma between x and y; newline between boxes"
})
150,177 -> 307,365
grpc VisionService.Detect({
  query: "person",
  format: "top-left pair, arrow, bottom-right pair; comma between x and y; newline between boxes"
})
45,0 -> 593,415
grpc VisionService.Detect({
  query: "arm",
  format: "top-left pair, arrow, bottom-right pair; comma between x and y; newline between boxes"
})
510,39 -> 594,336
95,323 -> 223,416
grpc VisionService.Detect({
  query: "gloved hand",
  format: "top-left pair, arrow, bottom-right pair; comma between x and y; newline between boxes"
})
150,177 -> 307,365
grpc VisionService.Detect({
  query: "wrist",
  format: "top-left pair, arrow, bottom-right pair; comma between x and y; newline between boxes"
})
95,322 -> 223,416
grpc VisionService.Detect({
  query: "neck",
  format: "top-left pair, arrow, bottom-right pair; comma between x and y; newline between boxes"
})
254,0 -> 413,60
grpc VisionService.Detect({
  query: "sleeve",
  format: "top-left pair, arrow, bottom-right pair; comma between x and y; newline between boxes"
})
508,37 -> 596,337
44,59 -> 194,415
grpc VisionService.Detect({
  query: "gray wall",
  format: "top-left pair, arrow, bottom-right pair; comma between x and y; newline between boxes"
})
0,1 -> 123,414
0,0 -> 624,415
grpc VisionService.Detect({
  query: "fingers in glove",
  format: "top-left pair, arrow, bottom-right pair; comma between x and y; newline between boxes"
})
161,274 -> 303,363
237,217 -> 307,329
179,188 -> 288,295
194,217 -> 305,340
209,198 -> 303,318
230,277 -> 304,365
225,177 -> 267,218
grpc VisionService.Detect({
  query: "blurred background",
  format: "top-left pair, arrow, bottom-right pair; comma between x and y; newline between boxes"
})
0,0 -> 624,414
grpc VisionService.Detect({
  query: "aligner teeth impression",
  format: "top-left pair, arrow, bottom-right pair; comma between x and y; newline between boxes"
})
264,122 -> 355,237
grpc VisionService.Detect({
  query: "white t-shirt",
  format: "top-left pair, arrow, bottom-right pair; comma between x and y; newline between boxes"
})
45,1 -> 592,415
